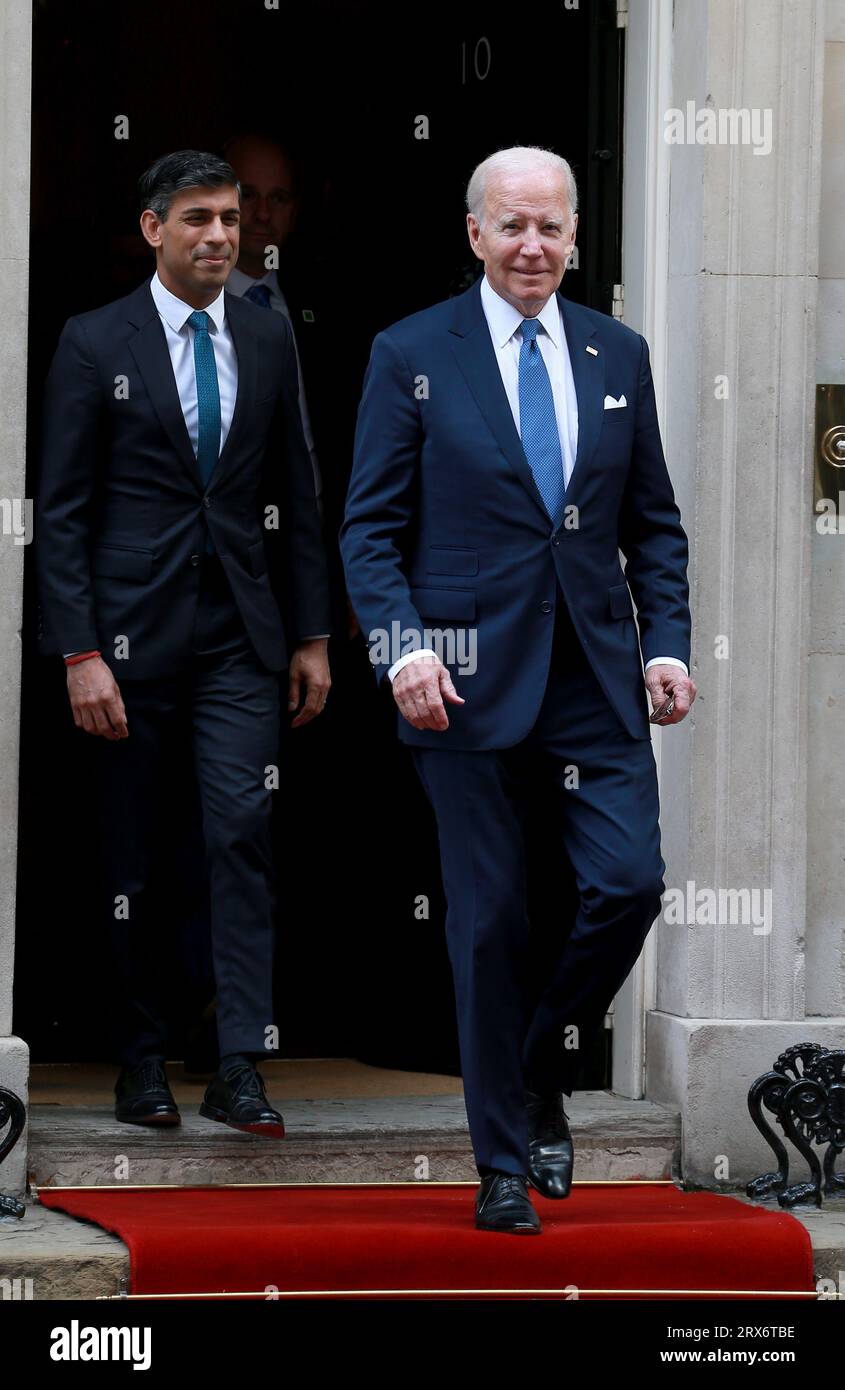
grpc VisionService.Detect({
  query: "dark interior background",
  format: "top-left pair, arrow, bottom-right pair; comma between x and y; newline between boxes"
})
16,0 -> 624,1081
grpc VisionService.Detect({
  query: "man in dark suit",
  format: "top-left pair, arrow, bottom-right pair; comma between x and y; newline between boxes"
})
222,130 -> 361,640
35,150 -> 332,1136
340,146 -> 696,1232
218,131 -> 379,1060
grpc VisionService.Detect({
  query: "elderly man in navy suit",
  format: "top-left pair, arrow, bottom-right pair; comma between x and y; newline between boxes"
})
340,146 -> 696,1233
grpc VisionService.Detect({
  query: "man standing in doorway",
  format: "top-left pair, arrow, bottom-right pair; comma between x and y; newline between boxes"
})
36,150 -> 332,1136
222,129 -> 360,638
340,146 -> 695,1231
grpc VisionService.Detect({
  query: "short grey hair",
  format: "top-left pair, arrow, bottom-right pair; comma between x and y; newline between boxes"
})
466,146 -> 578,229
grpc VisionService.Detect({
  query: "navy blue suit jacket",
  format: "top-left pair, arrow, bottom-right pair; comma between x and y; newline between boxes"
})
339,277 -> 691,750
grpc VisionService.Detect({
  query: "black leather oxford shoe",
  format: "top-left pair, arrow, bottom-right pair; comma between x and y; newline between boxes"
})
526,1089 -> 574,1199
475,1172 -> 542,1233
115,1058 -> 181,1126
199,1062 -> 285,1138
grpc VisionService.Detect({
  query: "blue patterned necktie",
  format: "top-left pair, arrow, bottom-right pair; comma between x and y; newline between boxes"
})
243,282 -> 273,309
187,310 -> 220,553
518,317 -> 565,527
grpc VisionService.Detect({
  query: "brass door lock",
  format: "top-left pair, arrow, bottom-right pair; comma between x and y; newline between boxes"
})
814,384 -> 845,521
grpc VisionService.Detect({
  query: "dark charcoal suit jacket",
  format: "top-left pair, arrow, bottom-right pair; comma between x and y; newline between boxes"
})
36,274 -> 331,678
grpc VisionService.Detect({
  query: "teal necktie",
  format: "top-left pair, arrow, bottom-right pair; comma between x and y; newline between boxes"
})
187,310 -> 221,491
187,310 -> 220,554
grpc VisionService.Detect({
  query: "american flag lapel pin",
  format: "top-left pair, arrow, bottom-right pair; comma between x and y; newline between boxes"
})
586,345 -> 598,356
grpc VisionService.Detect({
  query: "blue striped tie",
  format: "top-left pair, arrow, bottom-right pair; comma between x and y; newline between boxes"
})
518,317 -> 565,527
187,310 -> 220,554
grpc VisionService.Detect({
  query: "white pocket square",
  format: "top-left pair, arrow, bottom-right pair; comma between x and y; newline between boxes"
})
603,394 -> 627,410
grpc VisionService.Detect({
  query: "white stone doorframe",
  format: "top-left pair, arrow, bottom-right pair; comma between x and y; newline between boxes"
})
618,0 -> 845,1188
611,0 -> 674,1101
0,0 -> 33,1198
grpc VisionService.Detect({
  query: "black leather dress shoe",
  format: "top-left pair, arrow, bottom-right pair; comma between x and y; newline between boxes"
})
475,1172 -> 541,1233
199,1062 -> 285,1138
115,1058 -> 181,1126
526,1089 -> 574,1199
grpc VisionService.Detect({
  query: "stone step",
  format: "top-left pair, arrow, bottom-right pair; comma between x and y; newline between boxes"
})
26,1090 -> 681,1188
7,1090 -> 844,1300
0,1201 -> 128,1301
4,1089 -> 683,1299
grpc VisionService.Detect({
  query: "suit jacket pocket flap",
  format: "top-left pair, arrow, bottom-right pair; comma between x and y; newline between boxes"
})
409,586 -> 476,621
91,544 -> 153,581
427,546 -> 479,577
608,582 -> 634,619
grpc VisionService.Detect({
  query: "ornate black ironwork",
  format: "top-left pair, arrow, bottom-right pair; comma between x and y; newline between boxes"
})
747,1044 -> 845,1208
0,1086 -> 26,1219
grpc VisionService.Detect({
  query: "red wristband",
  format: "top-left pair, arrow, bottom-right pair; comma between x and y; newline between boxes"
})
64,650 -> 101,666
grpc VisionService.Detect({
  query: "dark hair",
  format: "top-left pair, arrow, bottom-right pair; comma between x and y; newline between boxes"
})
138,149 -> 240,221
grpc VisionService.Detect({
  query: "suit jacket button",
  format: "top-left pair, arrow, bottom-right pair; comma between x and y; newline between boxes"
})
190,554 -> 201,566
540,601 -> 553,613
203,497 -> 212,509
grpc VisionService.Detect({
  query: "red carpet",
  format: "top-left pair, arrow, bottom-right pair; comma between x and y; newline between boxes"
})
37,1182 -> 816,1300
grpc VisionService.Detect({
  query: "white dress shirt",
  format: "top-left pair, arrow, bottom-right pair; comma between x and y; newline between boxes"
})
387,273 -> 688,682
479,272 -> 579,488
64,269 -> 328,655
150,269 -> 238,456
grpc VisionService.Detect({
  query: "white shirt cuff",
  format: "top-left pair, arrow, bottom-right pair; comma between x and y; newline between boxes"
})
645,656 -> 689,675
387,648 -> 439,682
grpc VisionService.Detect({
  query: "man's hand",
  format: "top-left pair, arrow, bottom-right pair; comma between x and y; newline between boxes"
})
288,638 -> 331,728
67,656 -> 128,740
645,664 -> 697,725
392,654 -> 466,731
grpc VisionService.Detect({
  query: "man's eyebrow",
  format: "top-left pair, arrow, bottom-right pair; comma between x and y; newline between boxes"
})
494,212 -> 565,224
179,205 -> 240,216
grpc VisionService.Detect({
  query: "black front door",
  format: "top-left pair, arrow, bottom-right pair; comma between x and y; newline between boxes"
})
18,0 -> 623,1085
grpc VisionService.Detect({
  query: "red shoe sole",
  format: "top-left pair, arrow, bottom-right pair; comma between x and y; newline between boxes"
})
199,1102 -> 285,1139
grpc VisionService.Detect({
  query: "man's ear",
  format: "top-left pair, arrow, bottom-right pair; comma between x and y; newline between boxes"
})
466,213 -> 484,261
139,210 -> 162,249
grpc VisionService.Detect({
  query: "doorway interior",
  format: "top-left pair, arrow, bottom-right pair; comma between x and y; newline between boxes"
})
16,0 -> 624,1082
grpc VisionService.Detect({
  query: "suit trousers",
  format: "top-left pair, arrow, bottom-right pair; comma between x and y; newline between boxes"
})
91,552 -> 281,1067
411,580 -> 665,1177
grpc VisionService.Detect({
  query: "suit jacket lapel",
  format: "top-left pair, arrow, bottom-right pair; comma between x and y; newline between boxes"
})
211,290 -> 256,487
127,279 -> 201,490
557,290 -> 605,502
449,278 -> 549,524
